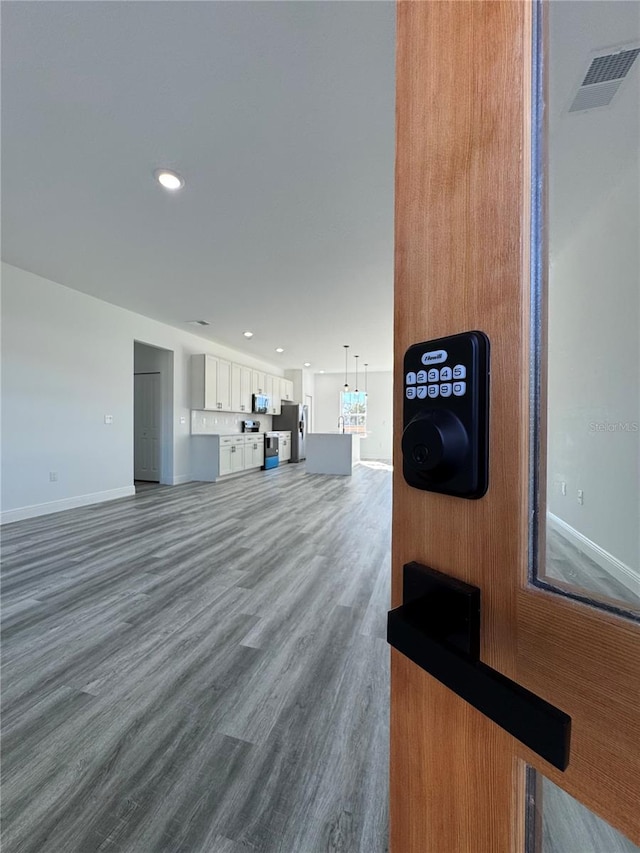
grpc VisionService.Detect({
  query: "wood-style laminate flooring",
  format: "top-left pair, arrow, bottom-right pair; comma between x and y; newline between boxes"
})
1,462 -> 392,853
544,527 -> 639,610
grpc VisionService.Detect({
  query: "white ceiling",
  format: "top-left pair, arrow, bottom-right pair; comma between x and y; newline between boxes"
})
2,2 -> 637,373
1,1 -> 396,373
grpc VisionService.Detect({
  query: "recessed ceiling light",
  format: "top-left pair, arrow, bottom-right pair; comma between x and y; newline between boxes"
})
275,347 -> 284,353
303,362 -> 311,367
243,331 -> 253,338
319,370 -> 325,374
154,168 -> 185,190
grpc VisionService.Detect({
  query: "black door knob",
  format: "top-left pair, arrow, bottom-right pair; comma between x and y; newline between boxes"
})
401,410 -> 469,482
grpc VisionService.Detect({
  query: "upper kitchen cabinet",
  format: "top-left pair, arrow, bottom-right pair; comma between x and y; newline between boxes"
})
192,356 -> 295,414
191,354 -> 232,411
281,378 -> 294,403
191,354 -> 217,410
265,375 -> 282,416
252,371 -> 266,396
231,364 -> 253,414
216,358 -> 232,411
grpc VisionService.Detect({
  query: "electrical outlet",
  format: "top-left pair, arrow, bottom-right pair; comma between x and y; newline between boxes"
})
49,471 -> 58,482
104,414 -> 113,424
577,489 -> 584,505
561,481 -> 567,496
180,416 -> 186,425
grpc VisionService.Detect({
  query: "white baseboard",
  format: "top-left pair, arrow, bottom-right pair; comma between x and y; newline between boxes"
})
547,512 -> 639,596
169,474 -> 192,486
1,486 -> 136,525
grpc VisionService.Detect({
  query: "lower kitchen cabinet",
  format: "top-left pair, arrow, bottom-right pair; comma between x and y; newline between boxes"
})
219,444 -> 233,477
275,431 -> 292,463
191,434 -> 264,481
246,436 -> 265,469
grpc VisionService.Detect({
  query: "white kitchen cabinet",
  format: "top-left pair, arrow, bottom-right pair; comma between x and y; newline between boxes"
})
239,366 -> 252,414
192,434 -> 263,481
245,434 -> 264,469
217,359 -> 232,411
191,354 -> 232,411
219,435 -> 245,474
191,354 -> 217,410
277,431 -> 291,463
281,379 -> 294,403
230,440 -> 245,472
193,355 -> 293,415
274,376 -> 284,408
219,443 -> 233,476
252,371 -> 266,395
231,364 -> 253,414
266,375 -> 282,416
231,363 -> 241,413
265,375 -> 274,413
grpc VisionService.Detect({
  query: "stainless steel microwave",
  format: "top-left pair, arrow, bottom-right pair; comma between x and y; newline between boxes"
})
252,393 -> 270,414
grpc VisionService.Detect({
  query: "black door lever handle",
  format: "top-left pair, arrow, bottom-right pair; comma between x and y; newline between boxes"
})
387,562 -> 571,771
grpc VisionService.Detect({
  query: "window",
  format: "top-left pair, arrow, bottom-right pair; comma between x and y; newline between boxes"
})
340,391 -> 367,436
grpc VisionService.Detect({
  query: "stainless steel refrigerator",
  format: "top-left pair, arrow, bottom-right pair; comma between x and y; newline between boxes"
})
272,403 -> 307,462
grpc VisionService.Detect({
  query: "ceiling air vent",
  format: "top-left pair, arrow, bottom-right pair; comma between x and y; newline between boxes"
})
569,46 -> 640,113
187,320 -> 211,327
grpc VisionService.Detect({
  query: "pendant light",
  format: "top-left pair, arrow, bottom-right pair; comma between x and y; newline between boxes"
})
354,355 -> 359,392
343,345 -> 350,391
364,363 -> 368,395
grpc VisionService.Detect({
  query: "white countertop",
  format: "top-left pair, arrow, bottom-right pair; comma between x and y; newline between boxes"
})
191,431 -> 288,438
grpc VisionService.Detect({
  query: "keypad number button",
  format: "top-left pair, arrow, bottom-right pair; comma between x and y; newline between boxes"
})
453,382 -> 466,397
416,370 -> 428,383
427,368 -> 439,382
440,366 -> 452,382
406,387 -> 417,400
427,385 -> 439,398
417,385 -> 427,399
406,371 -> 417,385
453,364 -> 466,380
440,383 -> 452,398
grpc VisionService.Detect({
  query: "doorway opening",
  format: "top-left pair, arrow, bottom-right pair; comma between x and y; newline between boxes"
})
305,394 -> 313,433
133,341 -> 174,486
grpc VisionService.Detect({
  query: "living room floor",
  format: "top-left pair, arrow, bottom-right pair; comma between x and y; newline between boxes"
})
1,463 -> 391,853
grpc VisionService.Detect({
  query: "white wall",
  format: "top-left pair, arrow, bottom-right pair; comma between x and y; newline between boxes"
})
547,162 -> 639,577
284,368 -> 313,406
313,371 -> 392,460
1,262 -> 284,522
284,367 -> 314,428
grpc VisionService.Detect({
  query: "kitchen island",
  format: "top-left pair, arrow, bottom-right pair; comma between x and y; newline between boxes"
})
305,433 -> 360,476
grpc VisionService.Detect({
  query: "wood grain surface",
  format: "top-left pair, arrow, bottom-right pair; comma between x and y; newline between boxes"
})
392,2 -> 530,850
2,463 -> 391,853
392,1 -> 640,850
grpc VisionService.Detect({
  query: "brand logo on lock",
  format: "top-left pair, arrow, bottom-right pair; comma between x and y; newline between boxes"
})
421,350 -> 448,365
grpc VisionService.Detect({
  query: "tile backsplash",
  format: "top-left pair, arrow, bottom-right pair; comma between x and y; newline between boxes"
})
191,411 -> 273,435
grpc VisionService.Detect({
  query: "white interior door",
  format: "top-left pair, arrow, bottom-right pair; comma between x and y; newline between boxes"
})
134,372 -> 161,481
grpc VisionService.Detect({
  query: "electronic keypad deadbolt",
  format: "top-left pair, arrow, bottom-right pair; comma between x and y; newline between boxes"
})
402,331 -> 489,498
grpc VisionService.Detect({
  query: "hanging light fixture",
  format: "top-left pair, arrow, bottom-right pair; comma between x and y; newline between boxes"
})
364,363 -> 368,395
343,345 -> 350,391
354,355 -> 359,392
